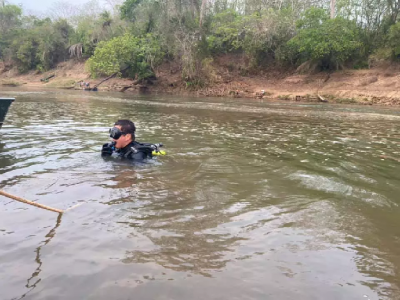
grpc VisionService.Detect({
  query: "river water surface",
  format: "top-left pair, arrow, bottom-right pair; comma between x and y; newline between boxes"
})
1,90 -> 400,300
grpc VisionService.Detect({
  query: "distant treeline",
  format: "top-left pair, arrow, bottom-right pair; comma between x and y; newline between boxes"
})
1,0 -> 399,84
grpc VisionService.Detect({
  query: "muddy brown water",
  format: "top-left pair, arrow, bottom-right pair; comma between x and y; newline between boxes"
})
1,89 -> 400,300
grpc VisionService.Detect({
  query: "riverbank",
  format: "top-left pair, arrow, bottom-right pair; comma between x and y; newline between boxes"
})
1,58 -> 400,106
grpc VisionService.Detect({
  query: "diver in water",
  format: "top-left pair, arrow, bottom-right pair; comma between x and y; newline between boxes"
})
101,119 -> 164,160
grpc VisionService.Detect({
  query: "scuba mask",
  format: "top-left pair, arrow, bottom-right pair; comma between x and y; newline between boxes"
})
109,127 -> 127,140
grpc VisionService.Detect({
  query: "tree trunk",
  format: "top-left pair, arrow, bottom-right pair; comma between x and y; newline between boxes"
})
199,0 -> 208,28
330,0 -> 336,18
93,66 -> 130,89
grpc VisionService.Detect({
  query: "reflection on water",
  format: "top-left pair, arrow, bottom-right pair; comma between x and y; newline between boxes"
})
0,90 -> 400,300
15,213 -> 63,300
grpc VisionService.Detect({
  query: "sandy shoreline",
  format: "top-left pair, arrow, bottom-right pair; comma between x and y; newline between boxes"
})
1,60 -> 400,106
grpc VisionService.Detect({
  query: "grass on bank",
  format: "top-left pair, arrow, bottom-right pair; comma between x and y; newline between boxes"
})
44,79 -> 76,89
1,79 -> 23,87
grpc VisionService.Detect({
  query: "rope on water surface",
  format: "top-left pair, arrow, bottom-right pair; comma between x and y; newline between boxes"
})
0,190 -> 83,214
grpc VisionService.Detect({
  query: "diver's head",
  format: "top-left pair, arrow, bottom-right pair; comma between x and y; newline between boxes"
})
109,120 -> 136,149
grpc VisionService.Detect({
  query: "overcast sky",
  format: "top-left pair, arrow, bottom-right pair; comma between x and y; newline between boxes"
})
8,0 -> 115,14
10,0 -> 81,12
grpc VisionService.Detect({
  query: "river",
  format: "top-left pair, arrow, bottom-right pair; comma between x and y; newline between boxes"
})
1,89 -> 400,300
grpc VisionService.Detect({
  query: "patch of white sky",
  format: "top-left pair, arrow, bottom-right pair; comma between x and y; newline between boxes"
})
8,0 -> 122,16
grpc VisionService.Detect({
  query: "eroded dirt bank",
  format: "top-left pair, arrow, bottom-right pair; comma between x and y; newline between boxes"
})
1,57 -> 400,106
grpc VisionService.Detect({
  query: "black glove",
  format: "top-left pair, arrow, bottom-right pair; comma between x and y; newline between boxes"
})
101,142 -> 115,156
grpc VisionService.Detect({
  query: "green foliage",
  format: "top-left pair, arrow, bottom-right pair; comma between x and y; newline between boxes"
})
241,9 -> 296,68
71,18 -> 100,57
334,97 -> 357,104
370,48 -> 392,64
296,7 -> 328,29
387,22 -> 400,58
120,0 -> 142,21
185,78 -> 205,89
207,9 -> 295,68
287,9 -> 362,69
1,0 -> 400,79
278,94 -> 291,100
87,34 -> 164,79
37,19 -> 73,70
9,18 -> 73,72
0,3 -> 74,72
0,79 -> 22,86
127,0 -> 161,35
207,10 -> 243,53
70,11 -> 125,58
13,38 -> 37,72
1,2 -> 126,72
352,60 -> 369,69
0,4 -> 22,34
0,4 -> 22,59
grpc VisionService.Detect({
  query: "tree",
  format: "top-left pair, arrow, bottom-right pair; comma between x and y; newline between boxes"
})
0,2 -> 21,34
287,8 -> 362,69
5,17 -> 73,72
387,22 -> 400,58
0,3 -> 22,61
87,33 -> 164,79
120,0 -> 141,21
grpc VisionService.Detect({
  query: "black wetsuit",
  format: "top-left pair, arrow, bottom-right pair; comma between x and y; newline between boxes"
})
101,141 -> 153,160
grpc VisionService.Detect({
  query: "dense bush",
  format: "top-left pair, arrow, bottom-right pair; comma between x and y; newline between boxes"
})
86,34 -> 164,79
387,22 -> 400,58
240,9 -> 296,68
9,19 -> 73,72
287,8 -> 362,69
207,10 -> 243,54
0,4 -> 22,60
207,9 -> 295,67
